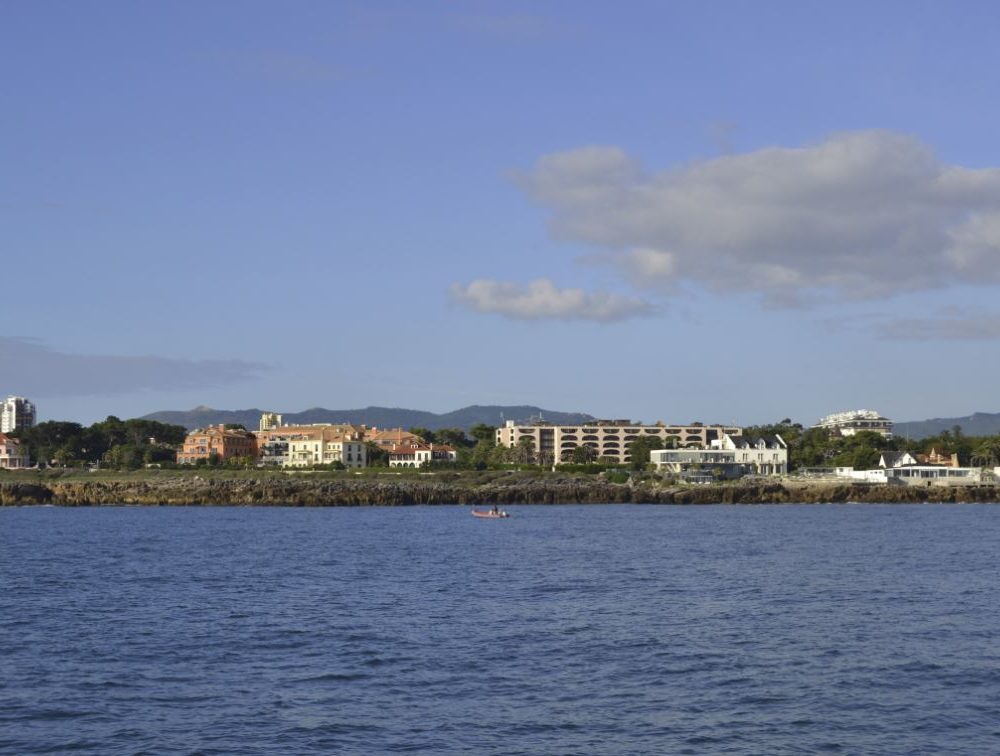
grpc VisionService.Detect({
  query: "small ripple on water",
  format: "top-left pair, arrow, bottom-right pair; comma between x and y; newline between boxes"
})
4,504 -> 1000,754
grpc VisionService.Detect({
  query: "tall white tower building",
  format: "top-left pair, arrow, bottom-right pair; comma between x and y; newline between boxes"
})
1,396 -> 36,433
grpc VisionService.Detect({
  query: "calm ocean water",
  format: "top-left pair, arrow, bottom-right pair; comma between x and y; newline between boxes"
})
2,503 -> 1000,755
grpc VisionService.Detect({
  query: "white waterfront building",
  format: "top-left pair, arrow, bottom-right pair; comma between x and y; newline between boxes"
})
650,434 -> 788,478
835,465 -> 982,486
0,396 -> 36,434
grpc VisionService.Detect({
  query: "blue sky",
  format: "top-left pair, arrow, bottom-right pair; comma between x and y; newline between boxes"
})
5,0 -> 1000,427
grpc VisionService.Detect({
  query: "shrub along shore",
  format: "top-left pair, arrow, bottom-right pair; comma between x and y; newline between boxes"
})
1,470 -> 999,506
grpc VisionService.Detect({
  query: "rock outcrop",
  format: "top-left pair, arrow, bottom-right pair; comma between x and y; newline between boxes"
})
2,476 -> 998,506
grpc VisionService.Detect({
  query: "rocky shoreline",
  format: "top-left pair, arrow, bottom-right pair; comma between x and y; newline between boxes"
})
2,476 -> 1000,506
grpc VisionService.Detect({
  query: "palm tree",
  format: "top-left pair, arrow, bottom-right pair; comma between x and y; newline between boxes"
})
971,438 -> 1000,468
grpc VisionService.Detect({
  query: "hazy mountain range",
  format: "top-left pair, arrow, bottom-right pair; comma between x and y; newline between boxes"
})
892,412 -> 1000,439
141,405 -> 1000,438
141,405 -> 597,432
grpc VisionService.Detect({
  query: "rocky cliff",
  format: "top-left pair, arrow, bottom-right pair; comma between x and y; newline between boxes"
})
2,477 -> 998,506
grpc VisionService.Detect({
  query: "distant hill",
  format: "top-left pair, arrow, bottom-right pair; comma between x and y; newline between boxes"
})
141,405 -> 597,432
894,411 -> 1000,439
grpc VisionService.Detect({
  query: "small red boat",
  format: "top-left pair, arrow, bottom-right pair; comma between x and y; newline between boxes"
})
472,508 -> 509,519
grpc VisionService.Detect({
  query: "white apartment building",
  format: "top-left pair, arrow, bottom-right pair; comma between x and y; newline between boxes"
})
651,434 -> 788,477
496,419 -> 742,465
255,420 -> 367,467
1,396 -> 36,434
815,409 -> 893,439
284,426 -> 367,468
259,412 -> 283,431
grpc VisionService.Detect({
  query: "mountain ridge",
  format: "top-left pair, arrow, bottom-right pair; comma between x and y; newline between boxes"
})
141,405 -> 597,432
893,411 -> 1000,439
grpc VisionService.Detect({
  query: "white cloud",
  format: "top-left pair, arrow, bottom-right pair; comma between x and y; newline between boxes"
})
0,337 -> 267,397
450,278 -> 654,322
515,130 -> 1000,304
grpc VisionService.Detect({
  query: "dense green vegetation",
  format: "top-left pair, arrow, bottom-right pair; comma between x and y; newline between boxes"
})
742,419 -> 1000,470
9,417 -> 187,469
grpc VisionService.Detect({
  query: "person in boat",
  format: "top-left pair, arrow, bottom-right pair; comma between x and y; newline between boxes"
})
491,505 -> 499,515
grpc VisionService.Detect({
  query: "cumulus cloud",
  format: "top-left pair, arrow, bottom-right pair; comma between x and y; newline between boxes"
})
0,337 -> 267,397
450,279 -> 654,322
515,130 -> 1000,304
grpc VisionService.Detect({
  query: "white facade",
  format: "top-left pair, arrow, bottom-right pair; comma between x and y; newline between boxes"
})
259,412 -> 283,431
651,434 -> 788,477
1,396 -> 36,434
497,420 -> 742,465
815,409 -> 893,439
835,465 -> 982,486
286,433 -> 367,468
256,423 -> 368,468
0,433 -> 29,469
388,444 -> 458,468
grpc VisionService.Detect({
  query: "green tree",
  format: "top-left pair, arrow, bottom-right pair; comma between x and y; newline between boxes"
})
365,442 -> 389,467
511,437 -> 536,465
971,437 -> 1000,467
469,424 -> 497,444
103,444 -> 143,469
627,436 -> 663,470
435,428 -> 469,447
408,427 -> 436,443
571,445 -> 598,464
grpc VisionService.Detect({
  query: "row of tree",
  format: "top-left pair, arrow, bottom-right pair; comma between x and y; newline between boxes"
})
9,417 -> 188,468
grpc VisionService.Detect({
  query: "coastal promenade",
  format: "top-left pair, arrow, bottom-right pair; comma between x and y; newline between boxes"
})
2,471 -> 999,506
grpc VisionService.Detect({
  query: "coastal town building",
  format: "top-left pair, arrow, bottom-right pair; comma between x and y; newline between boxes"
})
879,451 -> 919,468
177,425 -> 258,464
0,432 -> 29,469
916,448 -> 960,467
835,445 -> 981,486
1,396 -> 36,434
255,423 -> 367,467
650,434 -> 788,478
284,425 -> 367,468
259,412 -> 282,431
367,428 -> 424,449
496,419 -> 742,465
835,465 -> 982,486
815,409 -> 894,439
388,443 -> 457,468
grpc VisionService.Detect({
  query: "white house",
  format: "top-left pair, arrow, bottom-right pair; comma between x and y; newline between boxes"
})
0,433 -> 29,469
879,451 -> 919,468
835,465 -> 983,486
388,443 -> 458,468
650,434 -> 787,478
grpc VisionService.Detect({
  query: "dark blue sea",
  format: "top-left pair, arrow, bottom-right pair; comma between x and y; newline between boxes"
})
3,504 -> 1000,755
